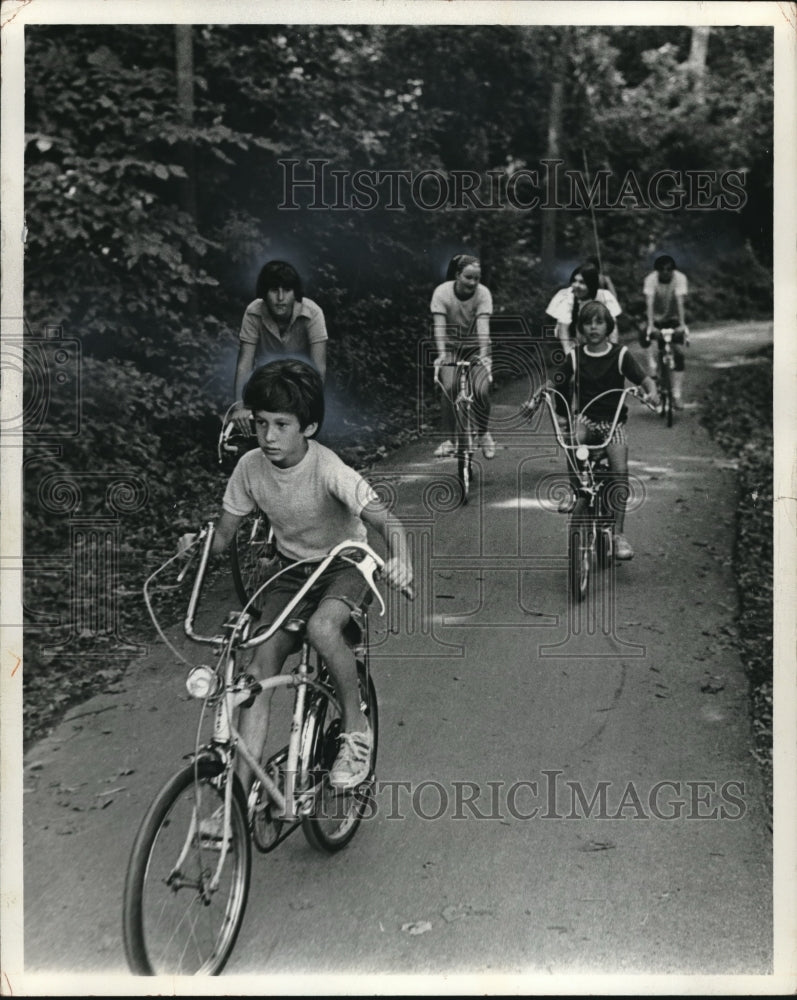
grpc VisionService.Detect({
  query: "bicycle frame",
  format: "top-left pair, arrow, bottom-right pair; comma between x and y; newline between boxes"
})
158,530 -> 387,873
650,327 -> 680,426
435,358 -> 482,503
435,358 -> 477,447
658,328 -> 676,365
526,383 -> 652,600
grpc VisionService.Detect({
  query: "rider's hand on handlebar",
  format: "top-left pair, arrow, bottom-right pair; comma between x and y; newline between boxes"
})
231,403 -> 254,437
382,555 -> 413,594
177,532 -> 198,556
643,390 -> 660,409
433,353 -> 451,381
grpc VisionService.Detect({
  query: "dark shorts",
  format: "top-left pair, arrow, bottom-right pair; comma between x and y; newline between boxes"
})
257,553 -> 373,639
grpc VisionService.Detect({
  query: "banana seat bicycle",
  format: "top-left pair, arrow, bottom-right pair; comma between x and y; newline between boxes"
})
123,528 -> 397,976
525,382 -> 654,602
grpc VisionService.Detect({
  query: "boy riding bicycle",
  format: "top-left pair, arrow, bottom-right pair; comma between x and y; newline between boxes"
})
185,359 -> 413,795
642,254 -> 689,409
556,301 -> 658,560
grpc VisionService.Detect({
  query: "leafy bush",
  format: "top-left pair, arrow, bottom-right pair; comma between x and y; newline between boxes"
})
700,346 -> 772,809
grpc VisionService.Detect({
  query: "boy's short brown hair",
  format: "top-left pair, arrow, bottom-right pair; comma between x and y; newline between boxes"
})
243,359 -> 324,434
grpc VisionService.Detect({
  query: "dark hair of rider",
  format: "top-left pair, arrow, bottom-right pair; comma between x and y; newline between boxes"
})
255,260 -> 304,302
242,358 -> 324,434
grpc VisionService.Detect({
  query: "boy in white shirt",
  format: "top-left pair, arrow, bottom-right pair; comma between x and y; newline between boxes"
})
211,359 -> 413,791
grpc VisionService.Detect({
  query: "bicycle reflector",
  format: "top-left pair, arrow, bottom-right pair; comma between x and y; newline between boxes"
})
576,445 -> 590,462
186,665 -> 220,699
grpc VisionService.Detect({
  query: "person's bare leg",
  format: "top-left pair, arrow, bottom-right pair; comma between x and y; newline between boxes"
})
237,629 -> 296,794
606,440 -> 632,558
307,599 -> 365,733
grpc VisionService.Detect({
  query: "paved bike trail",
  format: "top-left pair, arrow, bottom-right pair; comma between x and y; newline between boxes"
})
15,321 -> 780,992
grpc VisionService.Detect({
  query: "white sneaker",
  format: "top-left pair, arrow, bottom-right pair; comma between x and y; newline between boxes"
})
479,432 -> 496,459
434,439 -> 454,458
614,534 -> 634,560
328,730 -> 373,790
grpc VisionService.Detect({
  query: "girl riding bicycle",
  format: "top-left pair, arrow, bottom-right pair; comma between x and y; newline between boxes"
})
545,261 -> 623,353
430,253 -> 496,459
556,301 -> 658,560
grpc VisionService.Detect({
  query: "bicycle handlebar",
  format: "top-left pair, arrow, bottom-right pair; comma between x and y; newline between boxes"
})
524,383 -> 654,453
433,356 -> 493,387
646,325 -> 689,348
175,526 -> 412,649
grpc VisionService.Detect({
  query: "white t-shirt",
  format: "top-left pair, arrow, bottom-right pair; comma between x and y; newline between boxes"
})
223,439 -> 378,561
643,270 -> 688,322
545,287 -> 622,324
430,281 -> 493,349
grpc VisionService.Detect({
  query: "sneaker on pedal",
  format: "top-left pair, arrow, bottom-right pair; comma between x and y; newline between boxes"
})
479,432 -> 496,459
434,439 -> 454,458
328,729 -> 373,791
614,534 -> 634,560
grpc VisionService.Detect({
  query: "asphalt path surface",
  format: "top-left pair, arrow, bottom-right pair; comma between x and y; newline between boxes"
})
18,321 -> 775,991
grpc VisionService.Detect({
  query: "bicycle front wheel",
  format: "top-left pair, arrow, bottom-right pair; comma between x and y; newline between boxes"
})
302,671 -> 379,853
230,512 -> 272,612
457,449 -> 473,506
123,759 -> 251,976
660,366 -> 673,427
568,497 -> 592,603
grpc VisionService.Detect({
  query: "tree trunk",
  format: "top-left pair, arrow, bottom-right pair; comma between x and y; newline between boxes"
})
175,25 -> 198,320
541,29 -> 567,282
687,26 -> 710,104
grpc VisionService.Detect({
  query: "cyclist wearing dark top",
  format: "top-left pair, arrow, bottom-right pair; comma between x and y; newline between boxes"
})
557,301 -> 658,561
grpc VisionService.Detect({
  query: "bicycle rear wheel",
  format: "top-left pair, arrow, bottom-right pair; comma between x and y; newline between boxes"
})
230,512 -> 272,612
123,759 -> 251,976
568,497 -> 592,603
301,669 -> 379,853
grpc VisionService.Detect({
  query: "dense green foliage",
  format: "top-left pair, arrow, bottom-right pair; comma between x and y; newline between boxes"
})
700,347 -> 773,811
22,24 -> 773,742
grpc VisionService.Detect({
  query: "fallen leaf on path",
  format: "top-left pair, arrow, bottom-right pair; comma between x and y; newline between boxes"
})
579,840 -> 616,852
401,921 -> 432,935
441,904 -> 494,923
